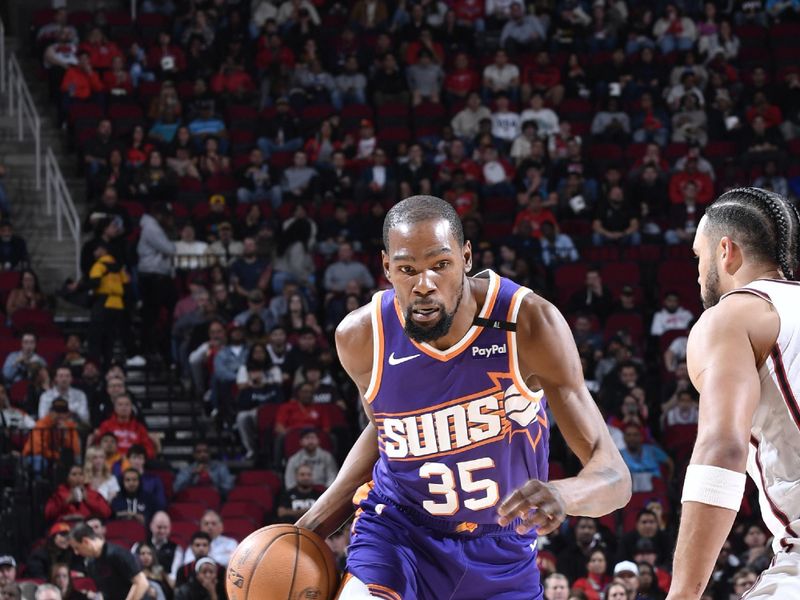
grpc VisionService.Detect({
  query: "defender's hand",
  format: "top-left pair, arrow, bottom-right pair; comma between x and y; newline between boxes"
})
497,479 -> 567,535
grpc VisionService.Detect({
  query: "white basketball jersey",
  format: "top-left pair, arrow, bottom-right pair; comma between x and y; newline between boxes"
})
724,279 -> 800,552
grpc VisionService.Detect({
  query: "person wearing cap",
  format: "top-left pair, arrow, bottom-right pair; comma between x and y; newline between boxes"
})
137,203 -> 176,360
70,523 -> 149,600
22,397 -> 81,474
0,556 -> 16,588
613,561 -> 640,596
173,442 -> 235,497
25,522 -> 82,580
284,428 -> 338,490
44,463 -> 112,524
233,288 -> 275,330
173,557 -> 220,600
206,221 -> 243,267
255,96 -> 302,160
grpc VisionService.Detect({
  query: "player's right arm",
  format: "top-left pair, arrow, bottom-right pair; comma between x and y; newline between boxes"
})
667,294 -> 775,600
295,304 -> 380,539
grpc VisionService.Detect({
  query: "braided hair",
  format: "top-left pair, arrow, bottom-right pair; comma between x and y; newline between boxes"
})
705,187 -> 800,280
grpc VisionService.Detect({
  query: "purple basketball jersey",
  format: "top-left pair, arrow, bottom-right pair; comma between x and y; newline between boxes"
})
364,270 -> 550,526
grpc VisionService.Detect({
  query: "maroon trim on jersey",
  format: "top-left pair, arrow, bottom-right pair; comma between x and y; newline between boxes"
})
720,288 -> 773,303
754,278 -> 800,286
750,436 -> 797,537
770,346 -> 800,433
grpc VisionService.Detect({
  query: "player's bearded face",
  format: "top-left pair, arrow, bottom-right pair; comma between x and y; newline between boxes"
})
404,278 -> 464,343
702,257 -> 722,309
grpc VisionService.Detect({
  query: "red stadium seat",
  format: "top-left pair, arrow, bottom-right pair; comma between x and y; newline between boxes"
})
169,521 -> 198,545
237,470 -> 281,493
9,380 -> 29,407
11,309 -> 55,333
174,486 -> 221,509
72,578 -> 97,593
227,486 -> 275,514
604,313 -> 645,345
220,501 -> 264,525
223,517 -> 258,542
0,271 -> 21,292
600,262 -> 641,287
168,502 -> 207,524
105,520 -> 147,547
37,337 -> 67,365
151,469 -> 175,499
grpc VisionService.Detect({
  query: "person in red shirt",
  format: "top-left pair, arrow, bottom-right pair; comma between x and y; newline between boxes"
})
572,549 -> 613,600
444,52 -> 480,101
61,51 -> 104,101
93,394 -> 158,458
79,27 -> 122,71
453,0 -> 485,28
522,51 -> 564,105
147,32 -> 186,78
745,91 -> 783,130
444,170 -> 479,217
275,383 -> 330,435
102,54 -> 133,97
437,139 -> 481,185
513,193 -> 558,239
668,158 -> 714,204
44,463 -> 112,523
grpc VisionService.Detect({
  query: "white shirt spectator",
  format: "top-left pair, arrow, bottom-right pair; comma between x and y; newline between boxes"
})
38,387 -> 90,424
174,240 -> 209,269
451,105 -> 492,139
650,306 -> 694,336
251,0 -> 278,27
183,535 -> 238,567
486,0 -> 516,19
520,107 -> 559,137
276,0 -> 321,25
284,447 -> 339,489
482,63 -> 520,91
491,110 -> 521,141
482,160 -> 508,184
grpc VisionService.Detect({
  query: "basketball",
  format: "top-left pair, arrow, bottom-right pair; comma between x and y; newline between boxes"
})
225,524 -> 339,600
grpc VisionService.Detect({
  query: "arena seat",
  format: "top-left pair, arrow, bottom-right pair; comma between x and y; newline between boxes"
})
174,486 -> 221,509
168,502 -> 207,524
227,486 -> 275,514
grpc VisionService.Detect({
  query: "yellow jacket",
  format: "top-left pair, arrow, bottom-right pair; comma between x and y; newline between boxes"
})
89,254 -> 129,309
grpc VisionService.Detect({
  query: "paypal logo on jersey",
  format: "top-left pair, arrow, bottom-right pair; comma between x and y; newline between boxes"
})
471,344 -> 507,359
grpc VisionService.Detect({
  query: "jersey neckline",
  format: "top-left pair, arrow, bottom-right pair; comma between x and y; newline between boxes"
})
391,270 -> 502,362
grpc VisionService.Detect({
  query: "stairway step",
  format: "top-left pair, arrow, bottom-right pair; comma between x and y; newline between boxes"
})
146,415 -> 195,429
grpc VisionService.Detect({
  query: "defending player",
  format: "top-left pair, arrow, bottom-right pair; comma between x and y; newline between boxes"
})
668,187 -> 800,599
298,195 -> 631,599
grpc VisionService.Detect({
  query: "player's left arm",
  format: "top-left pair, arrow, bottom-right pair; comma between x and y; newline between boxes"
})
667,296 -> 773,600
498,295 -> 632,534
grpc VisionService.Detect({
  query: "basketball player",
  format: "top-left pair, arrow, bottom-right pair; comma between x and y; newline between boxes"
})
297,196 -> 631,599
668,187 -> 800,599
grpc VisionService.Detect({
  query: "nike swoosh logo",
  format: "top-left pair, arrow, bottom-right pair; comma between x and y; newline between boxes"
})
388,352 -> 420,366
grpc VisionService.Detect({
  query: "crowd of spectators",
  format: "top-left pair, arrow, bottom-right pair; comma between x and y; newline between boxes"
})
2,0 -> 800,599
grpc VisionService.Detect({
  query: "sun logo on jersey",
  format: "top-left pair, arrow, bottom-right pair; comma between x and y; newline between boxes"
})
503,383 -> 542,427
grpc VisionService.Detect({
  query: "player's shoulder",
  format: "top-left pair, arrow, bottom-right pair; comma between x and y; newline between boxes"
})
515,288 -> 566,332
694,291 -> 773,334
334,301 -> 374,353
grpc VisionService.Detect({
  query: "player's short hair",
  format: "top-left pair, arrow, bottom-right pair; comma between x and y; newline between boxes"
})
383,195 -> 464,251
705,187 -> 800,280
69,524 -> 98,542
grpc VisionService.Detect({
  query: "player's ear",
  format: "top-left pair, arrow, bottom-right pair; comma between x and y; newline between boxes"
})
381,250 -> 391,280
462,240 -> 472,272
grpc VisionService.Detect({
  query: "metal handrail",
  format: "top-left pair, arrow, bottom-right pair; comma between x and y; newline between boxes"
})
45,147 -> 81,279
7,55 -> 41,189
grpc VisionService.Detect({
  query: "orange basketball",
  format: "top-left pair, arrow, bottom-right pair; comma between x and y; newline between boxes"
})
226,524 -> 339,600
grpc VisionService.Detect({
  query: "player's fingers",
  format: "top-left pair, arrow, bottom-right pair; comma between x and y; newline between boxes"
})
498,484 -> 549,525
514,500 -> 565,535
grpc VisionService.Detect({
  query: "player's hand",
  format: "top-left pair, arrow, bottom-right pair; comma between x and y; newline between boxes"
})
497,479 -> 567,535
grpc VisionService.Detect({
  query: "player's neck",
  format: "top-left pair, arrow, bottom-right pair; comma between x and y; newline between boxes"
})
733,265 -> 782,290
426,277 -> 479,351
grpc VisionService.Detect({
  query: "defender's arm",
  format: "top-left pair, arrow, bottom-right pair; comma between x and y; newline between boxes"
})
668,295 -> 773,600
